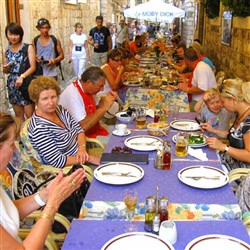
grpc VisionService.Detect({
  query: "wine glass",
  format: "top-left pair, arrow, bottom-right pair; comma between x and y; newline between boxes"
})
124,189 -> 138,221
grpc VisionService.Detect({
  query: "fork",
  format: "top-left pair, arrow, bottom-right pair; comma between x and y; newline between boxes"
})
101,172 -> 136,177
184,176 -> 221,181
130,141 -> 157,146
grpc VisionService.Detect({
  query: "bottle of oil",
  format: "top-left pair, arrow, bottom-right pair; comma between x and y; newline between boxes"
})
144,196 -> 156,232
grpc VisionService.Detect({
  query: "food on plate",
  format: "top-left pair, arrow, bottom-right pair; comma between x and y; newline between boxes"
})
111,146 -> 132,154
188,133 -> 205,144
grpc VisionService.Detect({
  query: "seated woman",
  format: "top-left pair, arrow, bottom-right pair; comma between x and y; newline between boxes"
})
0,112 -> 85,248
100,49 -> 125,94
28,76 -> 99,168
202,79 -> 250,171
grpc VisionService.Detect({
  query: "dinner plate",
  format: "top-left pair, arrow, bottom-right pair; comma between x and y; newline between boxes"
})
185,234 -> 250,250
170,119 -> 200,131
112,129 -> 131,137
178,165 -> 229,189
101,232 -> 175,250
124,135 -> 163,151
172,134 -> 208,148
123,81 -> 143,87
94,162 -> 144,185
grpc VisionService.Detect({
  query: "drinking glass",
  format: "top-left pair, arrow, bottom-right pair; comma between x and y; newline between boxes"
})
124,189 -> 138,221
159,221 -> 177,245
135,108 -> 147,129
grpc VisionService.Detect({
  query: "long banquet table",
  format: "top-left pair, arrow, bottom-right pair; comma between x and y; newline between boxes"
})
62,220 -> 250,250
79,112 -> 241,221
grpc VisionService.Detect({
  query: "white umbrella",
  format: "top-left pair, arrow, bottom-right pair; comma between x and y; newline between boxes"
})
124,0 -> 185,23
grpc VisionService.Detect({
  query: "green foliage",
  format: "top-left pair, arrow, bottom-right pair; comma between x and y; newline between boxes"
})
221,0 -> 250,17
205,0 -> 220,19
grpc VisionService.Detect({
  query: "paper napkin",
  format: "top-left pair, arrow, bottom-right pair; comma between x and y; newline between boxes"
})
188,147 -> 208,161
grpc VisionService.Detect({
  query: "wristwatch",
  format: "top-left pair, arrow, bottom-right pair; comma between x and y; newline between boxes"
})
222,145 -> 229,153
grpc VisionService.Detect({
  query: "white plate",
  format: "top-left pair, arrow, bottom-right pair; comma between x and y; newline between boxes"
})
124,135 -> 162,151
185,234 -> 250,250
123,81 -> 143,87
172,134 -> 208,148
170,120 -> 200,131
112,129 -> 131,137
94,162 -> 144,185
178,165 -> 229,189
101,232 -> 175,250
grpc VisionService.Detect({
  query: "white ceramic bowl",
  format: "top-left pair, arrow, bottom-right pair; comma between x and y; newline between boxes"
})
115,111 -> 136,123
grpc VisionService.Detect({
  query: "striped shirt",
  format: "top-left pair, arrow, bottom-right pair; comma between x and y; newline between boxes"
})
28,105 -> 84,168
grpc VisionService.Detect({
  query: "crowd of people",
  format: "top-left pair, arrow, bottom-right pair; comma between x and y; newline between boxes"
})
1,15 -> 250,248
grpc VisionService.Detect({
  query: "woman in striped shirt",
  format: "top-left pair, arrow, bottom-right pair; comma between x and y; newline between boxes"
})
28,76 -> 99,168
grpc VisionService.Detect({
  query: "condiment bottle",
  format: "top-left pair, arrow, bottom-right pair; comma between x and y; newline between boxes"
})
144,196 -> 156,232
159,109 -> 166,122
154,109 -> 160,123
162,140 -> 172,170
155,143 -> 163,169
159,196 -> 169,222
152,214 -> 160,235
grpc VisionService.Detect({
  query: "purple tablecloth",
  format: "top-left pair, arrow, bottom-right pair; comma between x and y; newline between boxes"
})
87,112 -> 236,204
62,220 -> 250,250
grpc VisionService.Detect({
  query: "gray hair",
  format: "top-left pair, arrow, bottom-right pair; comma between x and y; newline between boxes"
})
80,67 -> 106,84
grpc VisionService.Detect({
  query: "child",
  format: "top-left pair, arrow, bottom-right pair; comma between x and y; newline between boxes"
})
194,88 -> 234,134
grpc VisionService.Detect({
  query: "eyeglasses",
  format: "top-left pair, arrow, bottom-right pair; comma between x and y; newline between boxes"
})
112,58 -> 121,62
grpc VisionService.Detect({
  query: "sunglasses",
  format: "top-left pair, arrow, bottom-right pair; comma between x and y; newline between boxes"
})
38,19 -> 49,26
220,88 -> 235,98
112,58 -> 121,62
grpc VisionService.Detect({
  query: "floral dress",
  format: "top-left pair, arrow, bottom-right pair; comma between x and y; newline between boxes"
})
5,44 -> 31,105
219,115 -> 250,171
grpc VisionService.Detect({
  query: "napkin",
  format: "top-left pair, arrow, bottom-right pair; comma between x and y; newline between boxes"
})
188,147 -> 208,161
146,109 -> 154,118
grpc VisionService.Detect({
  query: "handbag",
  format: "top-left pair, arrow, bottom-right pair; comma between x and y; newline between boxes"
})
19,44 -> 43,102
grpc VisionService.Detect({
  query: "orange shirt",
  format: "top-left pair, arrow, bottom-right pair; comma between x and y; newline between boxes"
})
129,41 -> 139,56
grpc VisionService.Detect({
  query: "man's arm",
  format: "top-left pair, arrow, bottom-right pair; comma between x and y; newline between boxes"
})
79,93 -> 117,131
55,38 -> 64,63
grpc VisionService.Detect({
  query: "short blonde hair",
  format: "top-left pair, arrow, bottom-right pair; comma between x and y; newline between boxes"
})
28,76 -> 61,104
220,78 -> 244,101
204,88 -> 220,103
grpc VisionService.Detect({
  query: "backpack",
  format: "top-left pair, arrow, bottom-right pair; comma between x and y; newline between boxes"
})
34,35 -> 64,80
236,172 -> 250,213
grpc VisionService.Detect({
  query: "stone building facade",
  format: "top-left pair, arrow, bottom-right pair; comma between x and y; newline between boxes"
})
0,0 -> 102,112
194,1 -> 250,81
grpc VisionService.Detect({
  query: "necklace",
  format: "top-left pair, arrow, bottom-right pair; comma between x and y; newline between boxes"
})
235,106 -> 250,126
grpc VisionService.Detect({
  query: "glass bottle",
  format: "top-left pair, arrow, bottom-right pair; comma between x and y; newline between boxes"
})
152,214 -> 160,235
154,109 -> 160,123
162,140 -> 172,170
144,196 -> 156,232
159,196 -> 169,223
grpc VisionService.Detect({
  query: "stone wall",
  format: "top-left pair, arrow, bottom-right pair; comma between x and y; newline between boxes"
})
203,4 -> 250,81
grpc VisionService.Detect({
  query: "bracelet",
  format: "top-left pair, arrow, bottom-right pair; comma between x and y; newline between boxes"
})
79,144 -> 86,148
20,74 -> 26,79
51,59 -> 55,64
39,213 -> 54,222
34,192 -> 46,207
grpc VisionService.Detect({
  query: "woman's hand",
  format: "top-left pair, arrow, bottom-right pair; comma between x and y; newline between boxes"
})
76,147 -> 89,165
200,122 -> 215,133
46,169 -> 85,209
206,137 -> 226,151
3,64 -> 10,74
16,76 -> 24,88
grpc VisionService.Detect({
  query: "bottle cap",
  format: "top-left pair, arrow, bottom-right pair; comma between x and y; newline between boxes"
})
159,196 -> 168,207
146,196 -> 156,207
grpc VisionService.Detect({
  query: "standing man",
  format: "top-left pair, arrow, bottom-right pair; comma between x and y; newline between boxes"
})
34,18 -> 64,79
88,16 -> 112,66
116,20 -> 129,48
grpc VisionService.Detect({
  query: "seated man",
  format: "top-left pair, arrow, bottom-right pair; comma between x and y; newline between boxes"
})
129,35 -> 146,56
177,47 -> 217,111
59,66 -> 118,138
